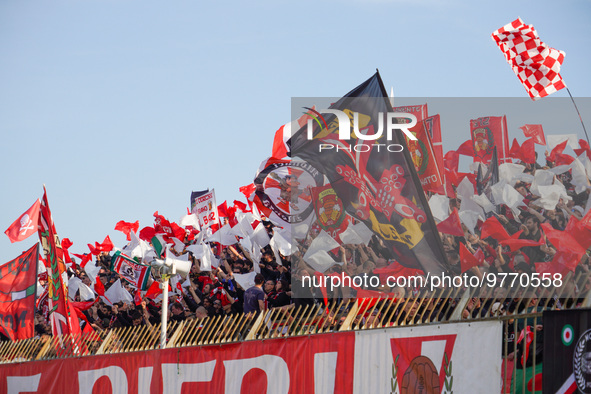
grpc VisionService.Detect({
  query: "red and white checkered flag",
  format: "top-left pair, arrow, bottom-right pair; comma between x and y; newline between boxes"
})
492,18 -> 566,100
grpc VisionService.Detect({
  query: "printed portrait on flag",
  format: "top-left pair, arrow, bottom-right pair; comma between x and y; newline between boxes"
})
471,126 -> 494,160
311,185 -> 351,242
470,115 -> 509,164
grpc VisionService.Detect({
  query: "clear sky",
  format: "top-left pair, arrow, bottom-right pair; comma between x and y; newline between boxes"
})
1,0 -> 590,263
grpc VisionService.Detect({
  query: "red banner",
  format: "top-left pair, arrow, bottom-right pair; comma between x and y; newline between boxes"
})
37,187 -> 81,339
470,115 -> 509,164
423,115 -> 443,171
0,244 -> 38,341
406,118 -> 444,193
0,332 -> 355,393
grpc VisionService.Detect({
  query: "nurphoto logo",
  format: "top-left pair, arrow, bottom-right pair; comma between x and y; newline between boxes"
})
303,107 -> 418,153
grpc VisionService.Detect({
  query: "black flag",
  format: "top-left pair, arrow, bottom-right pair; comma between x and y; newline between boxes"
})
290,72 -> 449,274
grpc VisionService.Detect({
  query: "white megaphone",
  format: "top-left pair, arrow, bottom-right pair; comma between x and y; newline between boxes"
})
164,253 -> 191,279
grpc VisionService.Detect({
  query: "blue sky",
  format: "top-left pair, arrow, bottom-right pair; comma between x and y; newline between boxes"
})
1,0 -> 590,263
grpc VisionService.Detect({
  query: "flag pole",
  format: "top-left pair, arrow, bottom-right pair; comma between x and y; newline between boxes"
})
566,87 -> 590,145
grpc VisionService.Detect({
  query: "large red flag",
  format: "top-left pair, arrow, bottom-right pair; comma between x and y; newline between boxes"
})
0,244 -> 38,340
470,116 -> 510,164
405,116 -> 445,193
38,187 -> 82,339
520,124 -> 546,145
4,199 -> 41,243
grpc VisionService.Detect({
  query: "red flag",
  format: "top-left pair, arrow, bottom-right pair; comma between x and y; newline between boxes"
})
546,140 -> 568,163
373,263 -> 422,284
480,216 -> 511,241
134,288 -> 142,306
72,253 -> 92,269
521,138 -> 536,164
114,220 -> 139,241
239,184 -> 256,201
139,226 -> 156,242
37,187 -> 82,339
4,199 -> 41,243
470,116 -> 510,164
314,271 -> 328,308
574,139 -> 591,160
94,235 -> 114,252
233,200 -> 248,212
436,209 -> 464,236
144,280 -> 162,300
94,276 -> 106,297
271,123 -> 291,159
0,245 -> 39,340
517,326 -> 534,366
520,124 -> 546,145
500,231 -> 544,253
542,223 -> 587,256
405,117 -> 445,193
565,216 -> 591,251
217,201 -> 229,218
444,150 -> 459,172
492,18 -> 566,100
455,140 -> 474,157
459,242 -> 480,273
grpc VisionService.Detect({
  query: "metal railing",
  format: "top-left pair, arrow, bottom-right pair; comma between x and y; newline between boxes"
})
0,269 -> 588,368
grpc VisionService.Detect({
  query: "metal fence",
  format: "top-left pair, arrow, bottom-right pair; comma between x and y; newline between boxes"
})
0,270 -> 587,394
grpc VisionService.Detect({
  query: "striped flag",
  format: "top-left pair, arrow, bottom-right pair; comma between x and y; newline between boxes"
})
110,251 -> 152,290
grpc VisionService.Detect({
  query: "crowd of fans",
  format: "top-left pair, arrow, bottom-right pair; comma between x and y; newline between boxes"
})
26,150 -> 591,372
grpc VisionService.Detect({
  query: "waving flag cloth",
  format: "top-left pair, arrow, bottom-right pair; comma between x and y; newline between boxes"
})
492,18 -> 566,100
520,124 -> 546,145
110,251 -> 152,290
4,199 -> 41,243
190,189 -> 220,231
289,72 -> 450,274
0,244 -> 38,340
37,187 -> 81,339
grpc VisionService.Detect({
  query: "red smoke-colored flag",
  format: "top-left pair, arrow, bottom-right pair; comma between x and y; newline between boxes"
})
114,220 -> 139,241
470,116 -> 510,164
520,124 -> 546,145
4,199 -> 41,243
492,18 -> 566,100
436,209 -> 464,237
37,187 -> 82,339
0,244 -> 39,340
